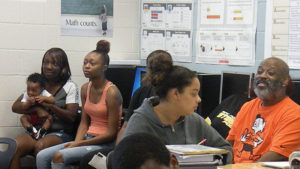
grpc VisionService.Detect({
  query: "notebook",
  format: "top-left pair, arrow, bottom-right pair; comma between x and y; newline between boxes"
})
173,154 -> 216,163
166,144 -> 228,166
166,144 -> 228,155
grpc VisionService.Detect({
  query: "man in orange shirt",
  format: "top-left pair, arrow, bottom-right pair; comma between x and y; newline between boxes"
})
227,57 -> 300,163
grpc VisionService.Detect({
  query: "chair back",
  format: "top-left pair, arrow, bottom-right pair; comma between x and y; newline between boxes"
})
106,150 -> 114,169
0,137 -> 17,169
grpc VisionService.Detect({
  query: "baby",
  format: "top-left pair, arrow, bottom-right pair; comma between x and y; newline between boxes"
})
20,73 -> 54,140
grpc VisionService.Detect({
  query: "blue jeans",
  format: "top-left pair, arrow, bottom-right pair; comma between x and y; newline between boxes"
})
46,131 -> 74,143
36,134 -> 114,169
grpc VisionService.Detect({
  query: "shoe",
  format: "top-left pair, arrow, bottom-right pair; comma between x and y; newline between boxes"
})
35,128 -> 46,140
27,126 -> 38,139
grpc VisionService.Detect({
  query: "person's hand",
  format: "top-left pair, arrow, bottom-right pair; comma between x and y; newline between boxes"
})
39,101 -> 53,109
28,97 -> 36,105
35,96 -> 46,104
64,141 -> 81,149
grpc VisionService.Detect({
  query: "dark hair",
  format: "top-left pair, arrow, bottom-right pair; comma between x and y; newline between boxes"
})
93,40 -> 110,66
143,50 -> 173,85
148,54 -> 197,98
27,73 -> 46,88
41,48 -> 71,83
112,133 -> 170,169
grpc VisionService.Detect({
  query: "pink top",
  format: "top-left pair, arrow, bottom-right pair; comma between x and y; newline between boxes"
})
84,81 -> 122,136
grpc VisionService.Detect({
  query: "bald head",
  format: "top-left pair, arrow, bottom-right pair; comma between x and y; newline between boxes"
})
261,57 -> 289,80
254,57 -> 291,105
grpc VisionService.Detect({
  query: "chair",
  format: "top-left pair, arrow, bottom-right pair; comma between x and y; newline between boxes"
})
0,137 -> 17,169
106,150 -> 114,169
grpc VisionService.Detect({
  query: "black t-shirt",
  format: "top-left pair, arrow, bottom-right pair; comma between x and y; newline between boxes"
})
124,85 -> 154,122
209,94 -> 250,138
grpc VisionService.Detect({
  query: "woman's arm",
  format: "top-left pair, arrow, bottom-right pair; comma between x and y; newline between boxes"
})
40,82 -> 79,123
79,85 -> 122,146
12,94 -> 33,114
40,100 -> 78,123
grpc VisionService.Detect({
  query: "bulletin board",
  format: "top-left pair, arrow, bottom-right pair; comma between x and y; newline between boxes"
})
140,0 -> 257,66
140,0 -> 194,62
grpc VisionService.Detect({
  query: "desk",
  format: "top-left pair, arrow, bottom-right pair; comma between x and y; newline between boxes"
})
218,163 -> 270,169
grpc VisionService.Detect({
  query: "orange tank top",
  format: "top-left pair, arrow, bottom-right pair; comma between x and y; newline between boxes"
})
84,81 -> 122,136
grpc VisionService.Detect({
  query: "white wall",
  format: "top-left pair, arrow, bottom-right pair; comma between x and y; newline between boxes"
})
0,0 -> 140,138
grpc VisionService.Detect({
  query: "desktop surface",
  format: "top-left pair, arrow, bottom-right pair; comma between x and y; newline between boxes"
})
218,163 -> 269,169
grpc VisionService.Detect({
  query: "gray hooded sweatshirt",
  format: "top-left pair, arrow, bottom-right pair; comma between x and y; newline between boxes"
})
123,97 -> 232,163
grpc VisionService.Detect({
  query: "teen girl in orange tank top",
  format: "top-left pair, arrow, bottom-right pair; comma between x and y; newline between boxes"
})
85,81 -> 122,136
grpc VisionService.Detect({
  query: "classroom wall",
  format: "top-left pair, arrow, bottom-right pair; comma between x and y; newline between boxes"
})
1,0 -> 300,138
0,0 -> 139,138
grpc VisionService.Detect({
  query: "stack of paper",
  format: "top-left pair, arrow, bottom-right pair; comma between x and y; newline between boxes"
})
166,144 -> 229,169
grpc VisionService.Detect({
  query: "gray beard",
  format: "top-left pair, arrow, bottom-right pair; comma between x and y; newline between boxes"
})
254,79 -> 282,98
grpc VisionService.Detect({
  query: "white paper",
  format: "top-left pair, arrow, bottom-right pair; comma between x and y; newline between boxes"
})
140,0 -> 193,61
196,29 -> 255,65
196,0 -> 256,66
142,3 -> 166,29
141,29 -> 166,59
226,0 -> 254,25
265,0 -> 300,69
261,161 -> 290,169
199,0 -> 225,25
166,3 -> 193,29
166,30 -> 192,62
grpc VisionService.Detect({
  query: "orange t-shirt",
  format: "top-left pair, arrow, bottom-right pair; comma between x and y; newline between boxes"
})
227,97 -> 300,163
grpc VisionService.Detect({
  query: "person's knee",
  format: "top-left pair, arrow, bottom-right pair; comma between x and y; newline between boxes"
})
53,152 -> 64,163
34,141 -> 46,155
20,115 -> 27,122
16,138 -> 29,154
36,148 -> 46,161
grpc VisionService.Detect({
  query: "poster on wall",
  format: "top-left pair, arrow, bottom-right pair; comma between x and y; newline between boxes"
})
264,0 -> 300,69
141,29 -> 166,58
196,0 -> 257,66
196,29 -> 255,65
166,30 -> 192,62
61,0 -> 113,37
140,0 -> 193,62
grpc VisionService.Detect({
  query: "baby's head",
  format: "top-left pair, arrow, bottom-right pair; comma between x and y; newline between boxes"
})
26,73 -> 46,97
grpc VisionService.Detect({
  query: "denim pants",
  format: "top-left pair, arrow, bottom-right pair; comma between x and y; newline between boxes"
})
36,134 -> 114,169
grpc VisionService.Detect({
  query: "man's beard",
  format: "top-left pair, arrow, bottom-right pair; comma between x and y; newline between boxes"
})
254,78 -> 282,98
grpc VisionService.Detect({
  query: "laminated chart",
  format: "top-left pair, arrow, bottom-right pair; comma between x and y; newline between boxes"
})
140,0 -> 193,62
196,0 -> 256,65
166,30 -> 192,62
141,29 -> 166,59
265,0 -> 300,69
196,30 -> 254,65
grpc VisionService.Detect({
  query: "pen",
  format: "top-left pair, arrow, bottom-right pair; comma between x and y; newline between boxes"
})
197,138 -> 207,145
